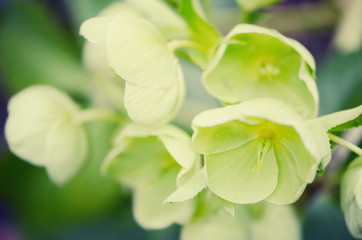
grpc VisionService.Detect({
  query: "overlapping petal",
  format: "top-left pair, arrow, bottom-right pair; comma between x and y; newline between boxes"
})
5,85 -> 87,185
192,98 -> 320,204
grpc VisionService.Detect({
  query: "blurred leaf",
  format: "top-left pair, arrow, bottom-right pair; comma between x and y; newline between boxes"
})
65,0 -> 117,33
0,1 -> 90,96
317,49 -> 362,115
303,193 -> 355,240
0,122 -> 122,233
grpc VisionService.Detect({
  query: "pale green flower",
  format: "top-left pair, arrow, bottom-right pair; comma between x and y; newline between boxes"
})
203,24 -> 318,119
341,157 -> 362,239
236,0 -> 282,11
102,123 -> 199,229
83,42 -> 125,109
81,12 -> 186,126
181,192 -> 301,240
5,85 -> 87,185
192,98 -> 362,204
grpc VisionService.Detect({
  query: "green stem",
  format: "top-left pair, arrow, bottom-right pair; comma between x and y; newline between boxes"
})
74,109 -> 124,125
167,39 -> 205,53
328,132 -> 362,156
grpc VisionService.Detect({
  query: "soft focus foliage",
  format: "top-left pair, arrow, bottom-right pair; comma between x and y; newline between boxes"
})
341,157 -> 362,239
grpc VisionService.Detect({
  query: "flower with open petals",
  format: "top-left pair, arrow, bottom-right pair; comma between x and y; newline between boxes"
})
192,98 -> 361,204
102,123 -> 199,229
80,3 -> 187,126
203,24 -> 318,119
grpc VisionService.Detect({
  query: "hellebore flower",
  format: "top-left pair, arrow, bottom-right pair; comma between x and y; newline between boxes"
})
102,123 -> 199,229
192,98 -> 361,205
341,157 -> 362,239
181,192 -> 301,240
203,24 -> 318,119
80,3 -> 188,126
5,85 -> 87,185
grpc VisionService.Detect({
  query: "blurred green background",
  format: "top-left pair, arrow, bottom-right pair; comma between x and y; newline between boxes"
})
0,0 -> 361,239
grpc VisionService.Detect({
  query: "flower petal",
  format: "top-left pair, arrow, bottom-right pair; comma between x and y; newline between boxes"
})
133,167 -> 193,229
267,143 -> 307,204
234,98 -> 320,176
192,106 -> 259,154
164,167 -> 207,203
206,139 -> 278,204
126,0 -> 188,40
45,120 -> 87,185
107,12 -> 178,88
308,104 -> 362,167
5,85 -> 80,166
114,123 -> 197,169
102,136 -> 171,188
80,17 -> 112,43
124,80 -> 181,126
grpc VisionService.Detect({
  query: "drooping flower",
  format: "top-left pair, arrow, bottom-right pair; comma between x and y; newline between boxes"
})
341,157 -> 362,239
203,24 -> 318,119
191,98 -> 361,204
102,123 -> 199,229
80,2 -> 189,126
5,85 -> 87,185
181,192 -> 301,240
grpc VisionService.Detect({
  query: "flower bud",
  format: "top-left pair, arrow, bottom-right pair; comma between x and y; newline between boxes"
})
5,85 -> 87,185
341,157 -> 362,239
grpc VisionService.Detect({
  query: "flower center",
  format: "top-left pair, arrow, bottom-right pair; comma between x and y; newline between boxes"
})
258,63 -> 279,81
253,138 -> 272,173
260,128 -> 275,139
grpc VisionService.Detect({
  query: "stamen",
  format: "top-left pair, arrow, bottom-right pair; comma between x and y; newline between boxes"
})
252,139 -> 272,173
258,63 -> 280,81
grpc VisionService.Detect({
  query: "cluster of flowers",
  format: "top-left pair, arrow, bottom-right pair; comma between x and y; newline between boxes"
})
5,0 -> 362,239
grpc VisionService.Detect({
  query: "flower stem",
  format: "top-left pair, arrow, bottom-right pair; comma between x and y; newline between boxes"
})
74,109 -> 124,125
328,132 -> 362,156
167,39 -> 205,53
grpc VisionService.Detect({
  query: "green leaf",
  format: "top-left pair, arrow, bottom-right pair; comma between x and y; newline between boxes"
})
331,114 -> 362,132
179,0 -> 221,50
